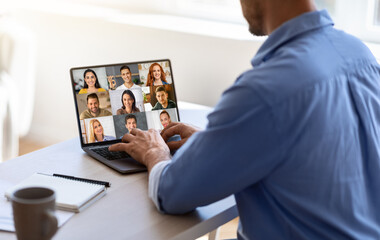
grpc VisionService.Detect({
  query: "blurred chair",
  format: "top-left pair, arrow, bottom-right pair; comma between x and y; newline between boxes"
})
0,15 -> 36,162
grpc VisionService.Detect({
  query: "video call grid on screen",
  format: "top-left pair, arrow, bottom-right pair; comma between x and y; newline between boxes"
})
70,59 -> 179,145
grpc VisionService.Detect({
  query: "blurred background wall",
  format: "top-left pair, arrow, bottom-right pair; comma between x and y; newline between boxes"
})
1,4 -> 262,147
1,0 -> 379,160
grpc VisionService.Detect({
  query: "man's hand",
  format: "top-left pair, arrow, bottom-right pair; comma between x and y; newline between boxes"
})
109,128 -> 171,172
161,122 -> 200,151
107,76 -> 116,90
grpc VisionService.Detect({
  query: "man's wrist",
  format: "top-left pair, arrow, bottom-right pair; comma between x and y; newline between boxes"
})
144,148 -> 171,173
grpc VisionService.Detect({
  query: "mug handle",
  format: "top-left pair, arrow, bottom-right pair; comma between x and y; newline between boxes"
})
43,210 -> 58,239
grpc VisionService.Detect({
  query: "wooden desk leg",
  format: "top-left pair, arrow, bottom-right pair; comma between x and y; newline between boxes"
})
208,227 -> 220,240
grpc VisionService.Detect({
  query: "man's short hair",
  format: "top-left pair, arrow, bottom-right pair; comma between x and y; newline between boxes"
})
155,86 -> 167,94
125,114 -> 137,124
87,93 -> 99,103
120,65 -> 131,73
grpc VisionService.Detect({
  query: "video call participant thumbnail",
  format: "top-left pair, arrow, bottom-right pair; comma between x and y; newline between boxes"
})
116,90 -> 140,115
152,86 -> 176,110
79,69 -> 106,94
146,63 -> 168,87
80,93 -> 112,120
88,119 -> 115,143
125,114 -> 137,133
115,66 -> 141,91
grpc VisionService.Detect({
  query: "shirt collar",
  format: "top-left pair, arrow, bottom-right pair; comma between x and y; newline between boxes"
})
252,9 -> 334,66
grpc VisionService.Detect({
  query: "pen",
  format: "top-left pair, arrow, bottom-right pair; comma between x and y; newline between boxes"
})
53,173 -> 111,188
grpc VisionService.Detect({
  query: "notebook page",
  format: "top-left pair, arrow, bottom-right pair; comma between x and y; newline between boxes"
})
5,173 -> 106,211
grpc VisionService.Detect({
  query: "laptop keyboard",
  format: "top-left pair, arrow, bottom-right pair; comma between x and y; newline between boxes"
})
92,147 -> 131,160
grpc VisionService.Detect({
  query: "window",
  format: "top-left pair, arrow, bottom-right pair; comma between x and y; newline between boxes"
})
310,0 -> 380,43
374,0 -> 380,25
58,0 -> 380,43
162,0 -> 244,24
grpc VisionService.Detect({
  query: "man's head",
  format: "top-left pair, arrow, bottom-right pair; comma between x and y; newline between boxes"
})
120,65 -> 132,84
155,86 -> 168,106
125,114 -> 137,133
87,93 -> 100,115
160,110 -> 171,128
240,0 -> 266,36
240,0 -> 316,36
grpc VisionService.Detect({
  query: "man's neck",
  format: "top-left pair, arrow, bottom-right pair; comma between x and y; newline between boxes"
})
90,109 -> 99,117
124,81 -> 134,88
265,0 -> 316,34
161,101 -> 168,108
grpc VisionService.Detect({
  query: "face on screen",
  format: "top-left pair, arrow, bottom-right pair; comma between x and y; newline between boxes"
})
125,118 -> 137,132
153,65 -> 162,80
93,121 -> 103,135
156,91 -> 168,105
160,113 -> 171,128
87,98 -> 99,114
85,72 -> 96,87
121,69 -> 132,83
123,94 -> 134,111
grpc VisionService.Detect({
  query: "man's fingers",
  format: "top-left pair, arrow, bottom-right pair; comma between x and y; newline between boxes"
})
161,122 -> 180,136
121,133 -> 134,143
166,139 -> 187,151
109,143 -> 129,152
130,128 -> 143,136
161,123 -> 182,141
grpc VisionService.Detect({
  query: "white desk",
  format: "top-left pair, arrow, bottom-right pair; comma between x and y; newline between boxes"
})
0,103 -> 238,240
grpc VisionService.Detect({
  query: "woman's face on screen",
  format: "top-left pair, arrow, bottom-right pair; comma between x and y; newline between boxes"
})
160,113 -> 171,128
93,121 -> 103,135
123,94 -> 134,111
152,65 -> 162,80
85,72 -> 96,87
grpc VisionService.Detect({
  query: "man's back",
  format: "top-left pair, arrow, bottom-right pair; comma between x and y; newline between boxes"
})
228,10 -> 380,239
154,10 -> 380,239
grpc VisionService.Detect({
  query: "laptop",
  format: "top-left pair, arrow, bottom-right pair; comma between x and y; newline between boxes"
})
70,59 -> 180,173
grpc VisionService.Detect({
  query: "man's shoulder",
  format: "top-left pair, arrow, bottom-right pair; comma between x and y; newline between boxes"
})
116,85 -> 126,90
130,84 -> 142,89
152,102 -> 162,110
168,100 -> 176,107
80,109 -> 91,119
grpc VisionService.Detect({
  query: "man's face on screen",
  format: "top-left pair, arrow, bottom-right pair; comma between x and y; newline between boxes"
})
125,118 -> 137,132
121,69 -> 132,83
87,98 -> 99,114
156,91 -> 168,105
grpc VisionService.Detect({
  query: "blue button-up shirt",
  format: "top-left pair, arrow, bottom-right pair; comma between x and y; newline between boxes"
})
149,10 -> 380,239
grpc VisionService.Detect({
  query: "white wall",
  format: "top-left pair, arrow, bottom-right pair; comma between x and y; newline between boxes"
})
10,9 -> 262,144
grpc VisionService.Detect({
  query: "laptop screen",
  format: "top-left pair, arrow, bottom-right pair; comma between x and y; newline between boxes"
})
70,59 -> 179,146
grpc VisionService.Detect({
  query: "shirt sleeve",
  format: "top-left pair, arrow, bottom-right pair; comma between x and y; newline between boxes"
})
148,160 -> 171,211
156,75 -> 284,214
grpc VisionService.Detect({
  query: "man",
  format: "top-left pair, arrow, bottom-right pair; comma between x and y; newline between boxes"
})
115,66 -> 141,91
110,0 -> 380,239
152,86 -> 176,110
125,114 -> 137,133
80,93 -> 112,120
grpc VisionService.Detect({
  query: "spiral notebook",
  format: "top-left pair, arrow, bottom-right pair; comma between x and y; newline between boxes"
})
4,173 -> 107,213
